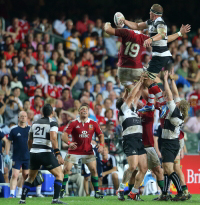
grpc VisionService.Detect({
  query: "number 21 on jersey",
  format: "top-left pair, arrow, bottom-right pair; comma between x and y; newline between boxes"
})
124,42 -> 140,57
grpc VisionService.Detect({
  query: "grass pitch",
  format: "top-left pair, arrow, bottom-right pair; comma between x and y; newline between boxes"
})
0,195 -> 200,205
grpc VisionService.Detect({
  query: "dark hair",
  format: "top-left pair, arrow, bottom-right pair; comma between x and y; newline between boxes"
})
96,93 -> 102,98
12,86 -> 20,92
23,99 -> 30,105
91,31 -> 98,38
84,80 -> 91,86
9,94 -> 14,98
177,83 -> 184,89
55,108 -> 62,118
36,63 -> 42,70
1,75 -> 10,86
34,95 -> 41,100
116,98 -> 124,110
105,108 -> 113,117
180,59 -> 187,68
35,87 -> 42,93
75,57 -> 82,64
71,29 -> 77,35
43,104 -> 53,117
27,63 -> 34,71
58,60 -> 65,67
49,74 -> 55,81
12,56 -> 18,62
61,88 -> 70,95
36,43 -> 43,51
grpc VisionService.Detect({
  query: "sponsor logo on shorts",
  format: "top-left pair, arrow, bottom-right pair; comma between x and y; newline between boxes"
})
132,150 -> 136,154
79,131 -> 89,138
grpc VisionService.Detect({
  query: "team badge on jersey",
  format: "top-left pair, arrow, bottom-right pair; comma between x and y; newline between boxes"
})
89,124 -> 93,130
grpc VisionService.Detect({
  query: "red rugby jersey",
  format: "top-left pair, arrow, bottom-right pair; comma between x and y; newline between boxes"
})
115,28 -> 149,69
64,117 -> 103,155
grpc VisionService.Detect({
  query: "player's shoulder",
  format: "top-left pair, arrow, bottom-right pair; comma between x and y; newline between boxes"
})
88,118 -> 98,125
154,17 -> 166,26
9,125 -> 18,132
50,119 -> 58,127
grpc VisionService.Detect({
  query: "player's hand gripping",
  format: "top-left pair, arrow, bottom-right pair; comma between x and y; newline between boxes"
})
143,38 -> 153,48
180,24 -> 191,35
164,70 -> 169,81
69,142 -> 77,150
57,155 -> 64,165
97,144 -> 104,153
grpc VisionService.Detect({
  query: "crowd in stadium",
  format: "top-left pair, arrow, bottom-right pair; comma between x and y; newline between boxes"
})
0,11 -> 200,199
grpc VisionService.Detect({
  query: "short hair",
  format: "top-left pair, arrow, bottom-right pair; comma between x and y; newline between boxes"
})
95,103 -> 102,108
116,98 -> 124,110
151,4 -> 163,14
36,63 -> 42,70
34,95 -> 41,100
104,98 -> 112,104
177,83 -> 184,89
79,103 -> 89,111
23,99 -> 30,105
43,104 -> 53,117
180,59 -> 187,68
12,56 -> 18,62
84,80 -> 91,86
91,31 -> 98,38
49,74 -> 55,81
55,108 -> 62,117
105,108 -> 113,117
27,63 -> 34,71
61,88 -> 70,95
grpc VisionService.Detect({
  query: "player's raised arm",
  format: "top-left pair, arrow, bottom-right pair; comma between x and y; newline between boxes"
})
124,19 -> 147,30
167,24 -> 191,43
169,68 -> 180,99
163,71 -> 173,102
104,22 -> 115,35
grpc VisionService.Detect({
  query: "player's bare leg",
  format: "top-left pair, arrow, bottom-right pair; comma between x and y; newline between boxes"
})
84,176 -> 90,196
10,168 -> 20,197
60,161 -> 74,198
87,160 -> 103,198
128,170 -> 138,193
174,155 -> 191,200
118,155 -> 139,201
128,154 -> 147,201
112,172 -> 119,190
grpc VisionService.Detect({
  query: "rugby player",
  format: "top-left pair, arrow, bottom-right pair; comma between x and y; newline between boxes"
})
108,4 -> 191,113
116,77 -> 147,201
19,104 -> 66,204
160,70 -> 190,201
61,103 -> 104,199
5,111 -> 30,198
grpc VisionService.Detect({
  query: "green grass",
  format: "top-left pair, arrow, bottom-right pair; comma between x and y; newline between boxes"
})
0,195 -> 200,205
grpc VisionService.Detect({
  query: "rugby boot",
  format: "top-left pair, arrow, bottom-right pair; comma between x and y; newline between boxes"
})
94,191 -> 104,199
138,105 -> 155,113
183,189 -> 192,200
171,193 -> 187,201
51,199 -> 68,204
128,191 -> 144,201
60,189 -> 65,198
18,200 -> 26,204
117,190 -> 125,201
156,194 -> 172,201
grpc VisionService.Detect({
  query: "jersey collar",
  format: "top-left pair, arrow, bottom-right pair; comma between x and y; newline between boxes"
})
77,117 -> 90,123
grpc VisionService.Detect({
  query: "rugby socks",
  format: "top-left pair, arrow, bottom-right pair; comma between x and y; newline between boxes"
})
119,183 -> 125,190
131,187 -> 139,194
36,186 -> 41,195
182,185 -> 188,191
53,180 -> 62,199
128,184 -> 134,191
157,180 -> 164,192
163,174 -> 171,195
147,83 -> 165,106
21,182 -> 32,200
169,172 -> 183,194
91,176 -> 99,192
10,190 -> 15,195
62,174 -> 68,191
17,187 -> 22,196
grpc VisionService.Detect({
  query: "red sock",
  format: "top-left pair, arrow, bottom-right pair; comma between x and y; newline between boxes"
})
148,84 -> 166,106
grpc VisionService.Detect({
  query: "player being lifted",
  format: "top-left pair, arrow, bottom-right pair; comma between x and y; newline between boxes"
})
61,103 -> 104,199
104,3 -> 191,115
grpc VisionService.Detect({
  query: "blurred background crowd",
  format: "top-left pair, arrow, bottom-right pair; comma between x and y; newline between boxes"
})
0,0 -> 200,195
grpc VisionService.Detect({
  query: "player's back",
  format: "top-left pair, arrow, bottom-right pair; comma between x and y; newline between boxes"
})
30,117 -> 58,153
115,28 -> 149,69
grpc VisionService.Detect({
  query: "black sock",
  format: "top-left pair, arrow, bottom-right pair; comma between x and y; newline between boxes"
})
181,185 -> 187,191
169,172 -> 182,194
53,180 -> 62,200
128,184 -> 134,192
21,182 -> 32,200
163,174 -> 171,195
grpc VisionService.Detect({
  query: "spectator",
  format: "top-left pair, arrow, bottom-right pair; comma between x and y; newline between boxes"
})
82,23 -> 95,40
19,13 -> 30,35
101,98 -> 112,116
176,59 -> 189,78
13,87 -> 23,107
173,54 -> 182,72
43,75 -> 59,99
188,83 -> 200,114
94,104 -> 106,125
57,61 -> 72,81
105,108 -> 117,127
70,67 -> 88,90
93,93 -> 103,107
195,54 -> 200,68
32,33 -> 42,50
0,90 -> 6,116
109,91 -> 117,110
4,43 -> 15,61
44,43 -> 52,63
93,18 -> 103,37
76,14 -> 94,35
81,49 -> 93,67
3,94 -> 23,125
23,99 -> 30,112
63,19 -> 73,39
100,146 -> 120,191
192,28 -> 200,46
93,83 -> 101,99
0,59 -> 12,80
65,49 -> 76,69
142,54 -> 151,68
53,13 -> 66,36
57,75 -> 71,98
86,66 -> 98,86
187,47 -> 195,58
7,18 -> 24,42
102,81 -> 114,99
0,75 -> 11,97
82,80 -> 95,101
61,88 -> 74,111
113,76 -> 124,97
184,110 -> 200,133
66,29 -> 82,51
42,33 -> 53,50
178,44 -> 188,59
29,87 -> 44,108
22,64 -> 38,94
27,47 -> 37,65
30,95 -> 42,115
10,73 -> 23,90
47,50 -> 59,72
40,18 -> 52,33
193,39 -> 200,54
83,31 -> 98,49
106,68 -> 117,84
35,63 -> 49,87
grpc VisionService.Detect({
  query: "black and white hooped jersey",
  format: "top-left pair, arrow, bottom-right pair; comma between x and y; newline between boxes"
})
30,117 -> 58,153
162,100 -> 184,140
118,102 -> 142,138
146,17 -> 171,57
